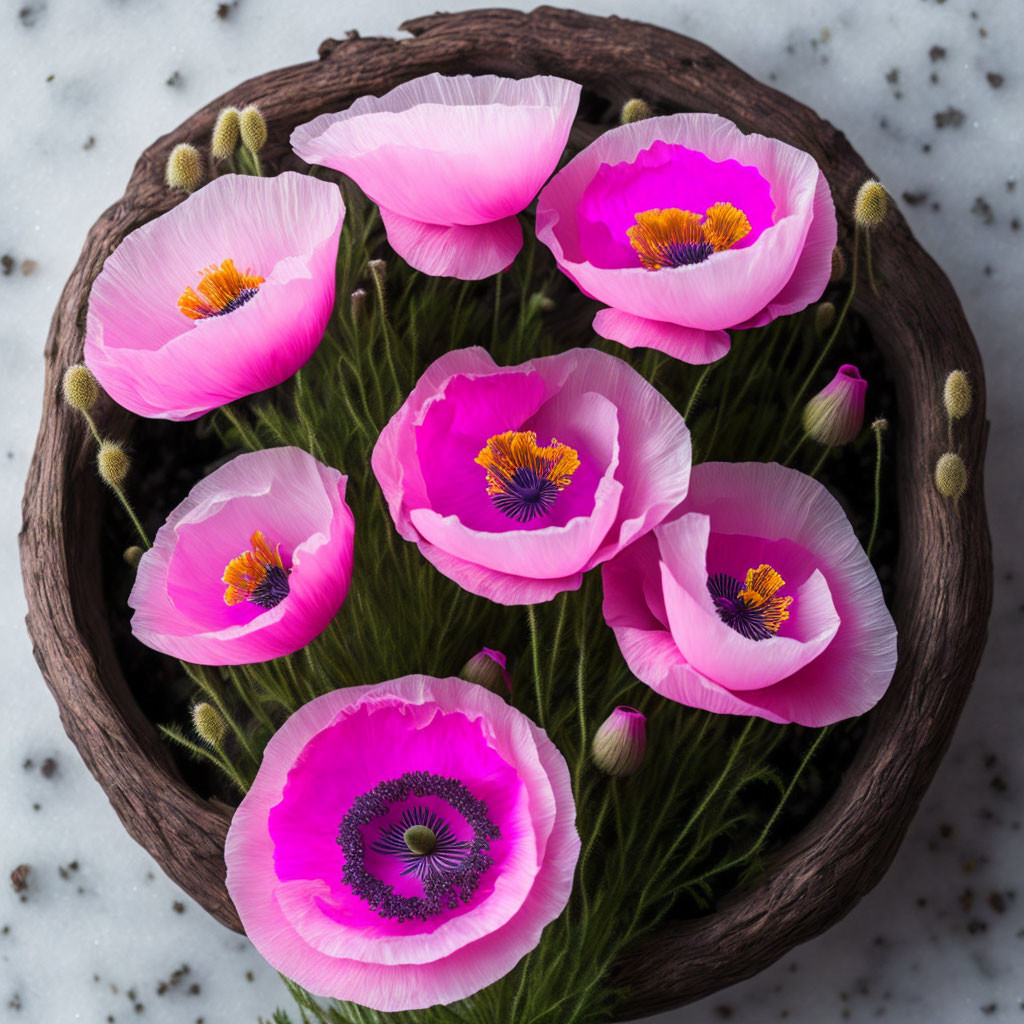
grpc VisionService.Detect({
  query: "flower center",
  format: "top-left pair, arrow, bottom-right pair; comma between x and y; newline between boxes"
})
222,530 -> 290,609
707,563 -> 792,641
178,258 -> 264,320
339,771 -> 501,922
628,202 -> 751,270
475,430 -> 580,523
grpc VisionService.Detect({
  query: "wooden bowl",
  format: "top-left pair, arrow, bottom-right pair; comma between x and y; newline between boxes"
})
19,7 -> 992,1018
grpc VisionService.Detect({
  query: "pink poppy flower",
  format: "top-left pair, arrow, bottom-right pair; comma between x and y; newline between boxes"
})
602,462 -> 897,726
85,172 -> 345,420
371,346 -> 692,605
225,674 -> 579,1011
536,113 -> 837,365
290,73 -> 580,280
129,447 -> 354,665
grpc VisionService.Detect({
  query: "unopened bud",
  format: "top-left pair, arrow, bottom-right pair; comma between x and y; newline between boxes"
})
943,370 -> 972,420
620,98 -> 653,124
830,245 -> 846,281
123,545 -> 143,568
62,363 -> 99,413
367,258 -> 387,282
814,301 -> 836,338
350,288 -> 367,318
802,364 -> 868,446
239,105 -> 268,154
934,452 -> 967,500
534,294 -> 556,313
97,441 -> 130,487
191,702 -> 227,747
460,648 -> 510,695
592,705 -> 646,776
211,106 -> 241,160
854,179 -> 887,228
165,143 -> 204,193
871,417 -> 889,434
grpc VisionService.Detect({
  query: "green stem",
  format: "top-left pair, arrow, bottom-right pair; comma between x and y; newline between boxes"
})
867,424 -> 885,557
809,445 -> 831,478
109,481 -> 151,548
683,364 -> 713,420
528,605 -> 546,729
491,271 -> 503,349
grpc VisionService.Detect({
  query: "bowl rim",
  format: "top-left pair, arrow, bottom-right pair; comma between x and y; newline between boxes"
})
18,7 -> 992,1018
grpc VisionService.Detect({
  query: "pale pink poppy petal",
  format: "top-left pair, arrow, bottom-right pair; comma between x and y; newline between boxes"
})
379,207 -> 522,279
592,307 -> 731,365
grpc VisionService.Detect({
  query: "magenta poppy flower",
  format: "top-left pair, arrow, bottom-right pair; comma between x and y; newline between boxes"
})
371,346 -> 692,605
536,113 -> 837,364
84,172 -> 345,420
291,73 -> 580,280
225,674 -> 578,1011
602,462 -> 897,726
129,447 -> 354,665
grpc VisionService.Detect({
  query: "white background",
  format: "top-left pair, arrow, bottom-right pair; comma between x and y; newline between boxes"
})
1,1 -> 1021,1021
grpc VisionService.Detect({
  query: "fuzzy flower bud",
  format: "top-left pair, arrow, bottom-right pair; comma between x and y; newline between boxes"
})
871,417 -> 889,434
62,363 -> 99,413
460,648 -> 510,695
943,370 -> 972,420
192,702 -> 227,747
97,441 -> 130,487
802,364 -> 868,446
934,452 -> 967,500
854,179 -> 887,228
367,258 -> 387,282
165,143 -> 204,193
123,545 -> 144,568
239,105 -> 268,154
350,288 -> 367,318
620,98 -> 653,124
814,301 -> 836,338
211,106 -> 241,160
592,706 -> 646,776
830,245 -> 846,282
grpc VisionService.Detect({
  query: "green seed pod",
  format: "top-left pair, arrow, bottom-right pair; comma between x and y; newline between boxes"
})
62,363 -> 99,413
943,370 -> 972,420
854,179 -> 887,228
165,143 -> 204,193
239,105 -> 268,154
97,441 -> 131,487
191,702 -> 227,747
211,106 -> 241,160
620,98 -> 653,124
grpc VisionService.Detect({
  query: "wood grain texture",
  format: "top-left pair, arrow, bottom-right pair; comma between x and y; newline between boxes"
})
18,7 -> 992,1017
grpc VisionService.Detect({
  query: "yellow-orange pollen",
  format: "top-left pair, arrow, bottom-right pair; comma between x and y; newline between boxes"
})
475,431 -> 580,523
178,258 -> 264,320
222,530 -> 291,610
707,563 -> 792,641
627,202 -> 751,271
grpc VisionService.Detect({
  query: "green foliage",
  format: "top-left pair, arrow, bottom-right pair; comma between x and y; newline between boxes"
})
151,186 -> 866,1023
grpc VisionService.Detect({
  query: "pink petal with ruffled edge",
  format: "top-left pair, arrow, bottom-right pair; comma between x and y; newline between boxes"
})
592,308 -> 731,365
602,462 -> 897,726
372,346 -> 691,605
536,113 -> 836,358
85,173 -> 344,420
379,207 -> 522,279
129,447 -> 354,665
225,676 -> 579,1011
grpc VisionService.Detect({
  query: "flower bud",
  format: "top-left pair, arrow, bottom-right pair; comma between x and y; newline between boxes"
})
854,179 -> 887,228
367,258 -> 387,281
350,288 -> 367,318
620,98 -> 653,124
123,545 -> 144,568
943,370 -> 972,420
802,364 -> 867,446
592,705 -> 646,776
97,441 -> 130,487
165,143 -> 204,193
191,702 -> 227,747
830,245 -> 846,282
460,648 -> 510,695
211,106 -> 241,160
934,452 -> 967,499
871,417 -> 889,434
62,363 -> 99,413
239,105 -> 268,154
814,301 -> 836,338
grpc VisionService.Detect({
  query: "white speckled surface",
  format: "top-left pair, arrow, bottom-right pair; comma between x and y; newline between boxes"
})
1,2 -> 1021,1021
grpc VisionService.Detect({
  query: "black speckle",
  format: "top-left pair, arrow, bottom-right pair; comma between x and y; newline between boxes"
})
1007,179 -> 1017,192
1011,218 -> 1020,231
166,70 -> 183,88
935,106 -> 966,129
929,45 -> 947,61
972,197 -> 996,225
45,73 -> 53,82
172,900 -> 185,913
40,757 -> 57,779
885,67 -> 900,84
82,135 -> 96,151
216,1 -> 239,19
982,1005 -> 997,1016
991,773 -> 1008,792
987,72 -> 1005,89
714,1007 -> 734,1020
930,72 -> 940,84
902,191 -> 929,206
968,919 -> 988,935
17,4 -> 44,28
989,891 -> 1007,914
1,254 -> 15,276
922,143 -> 932,153
8,992 -> 22,1011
